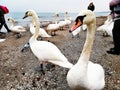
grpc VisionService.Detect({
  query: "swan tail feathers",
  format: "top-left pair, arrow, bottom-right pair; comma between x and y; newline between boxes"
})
49,60 -> 73,69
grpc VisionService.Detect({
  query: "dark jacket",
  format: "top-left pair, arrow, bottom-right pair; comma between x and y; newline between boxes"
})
0,8 -> 5,23
110,0 -> 120,19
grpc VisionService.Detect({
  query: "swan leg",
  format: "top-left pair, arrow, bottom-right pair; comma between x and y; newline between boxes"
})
53,31 -> 56,36
34,63 -> 45,75
103,31 -> 109,37
51,31 -> 56,36
59,27 -> 62,30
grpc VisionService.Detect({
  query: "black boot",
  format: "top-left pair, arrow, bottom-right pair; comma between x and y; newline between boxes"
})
107,48 -> 120,55
7,29 -> 11,33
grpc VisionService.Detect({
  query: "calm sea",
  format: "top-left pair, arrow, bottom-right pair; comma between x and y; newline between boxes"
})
1,11 -> 110,32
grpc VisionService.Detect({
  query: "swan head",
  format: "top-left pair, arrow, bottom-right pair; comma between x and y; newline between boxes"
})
8,17 -> 14,22
23,10 -> 37,19
69,10 -> 96,32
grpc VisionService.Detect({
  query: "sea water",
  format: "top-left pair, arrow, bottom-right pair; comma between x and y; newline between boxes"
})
1,11 -> 110,32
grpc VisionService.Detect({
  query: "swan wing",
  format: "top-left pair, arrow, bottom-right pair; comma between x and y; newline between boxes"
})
10,26 -> 26,32
47,24 -> 59,30
30,41 -> 73,68
58,21 -> 67,27
87,62 -> 105,89
30,25 -> 51,37
39,28 -> 51,37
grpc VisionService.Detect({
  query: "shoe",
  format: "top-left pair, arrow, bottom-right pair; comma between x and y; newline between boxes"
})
107,48 -> 120,55
7,30 -> 11,33
0,32 -> 6,34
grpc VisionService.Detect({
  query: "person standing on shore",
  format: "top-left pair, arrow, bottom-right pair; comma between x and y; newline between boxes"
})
87,2 -> 95,11
0,7 -> 11,33
107,0 -> 120,55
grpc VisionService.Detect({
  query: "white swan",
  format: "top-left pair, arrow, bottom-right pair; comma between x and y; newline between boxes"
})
30,19 -> 51,38
103,20 -> 113,37
67,10 -> 105,90
8,17 -> 26,33
46,13 -> 60,36
97,15 -> 113,37
8,17 -> 27,38
58,20 -> 66,30
23,10 -> 73,69
58,12 -> 70,30
64,12 -> 72,25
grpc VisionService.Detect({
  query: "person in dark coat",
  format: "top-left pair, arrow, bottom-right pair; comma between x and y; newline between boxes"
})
107,0 -> 120,55
0,8 -> 11,33
87,2 -> 95,11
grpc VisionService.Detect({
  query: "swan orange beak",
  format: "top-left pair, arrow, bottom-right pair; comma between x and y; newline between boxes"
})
70,19 -> 82,32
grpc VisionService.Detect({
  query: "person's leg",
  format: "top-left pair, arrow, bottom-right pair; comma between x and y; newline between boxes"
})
113,19 -> 120,51
4,23 -> 11,32
0,22 -> 4,31
107,19 -> 120,55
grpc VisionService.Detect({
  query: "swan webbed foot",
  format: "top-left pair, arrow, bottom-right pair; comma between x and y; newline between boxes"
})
21,42 -> 30,52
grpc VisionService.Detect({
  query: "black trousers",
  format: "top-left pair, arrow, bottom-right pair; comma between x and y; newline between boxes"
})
0,16 -> 10,32
112,19 -> 120,51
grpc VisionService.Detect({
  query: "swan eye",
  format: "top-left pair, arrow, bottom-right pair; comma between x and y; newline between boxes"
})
76,15 -> 86,21
25,11 -> 29,15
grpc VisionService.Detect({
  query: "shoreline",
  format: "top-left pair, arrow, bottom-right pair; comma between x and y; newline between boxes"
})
1,15 -> 107,33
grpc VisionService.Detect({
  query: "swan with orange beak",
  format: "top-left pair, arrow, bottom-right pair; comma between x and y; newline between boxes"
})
69,15 -> 86,36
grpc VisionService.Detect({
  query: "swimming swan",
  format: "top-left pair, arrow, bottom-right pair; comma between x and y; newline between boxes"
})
67,10 -> 105,90
23,10 -> 73,69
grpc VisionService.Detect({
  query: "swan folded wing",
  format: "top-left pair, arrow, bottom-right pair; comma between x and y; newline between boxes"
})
58,21 -> 67,27
17,26 -> 26,30
30,41 -> 73,68
97,24 -> 106,31
87,62 -> 105,89
47,24 -> 59,30
39,28 -> 51,37
11,26 -> 26,32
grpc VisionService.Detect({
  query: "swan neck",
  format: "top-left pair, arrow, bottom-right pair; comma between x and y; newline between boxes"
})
30,14 -> 40,42
54,16 -> 58,24
78,22 -> 96,63
11,19 -> 15,26
31,18 -> 35,25
64,13 -> 67,20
